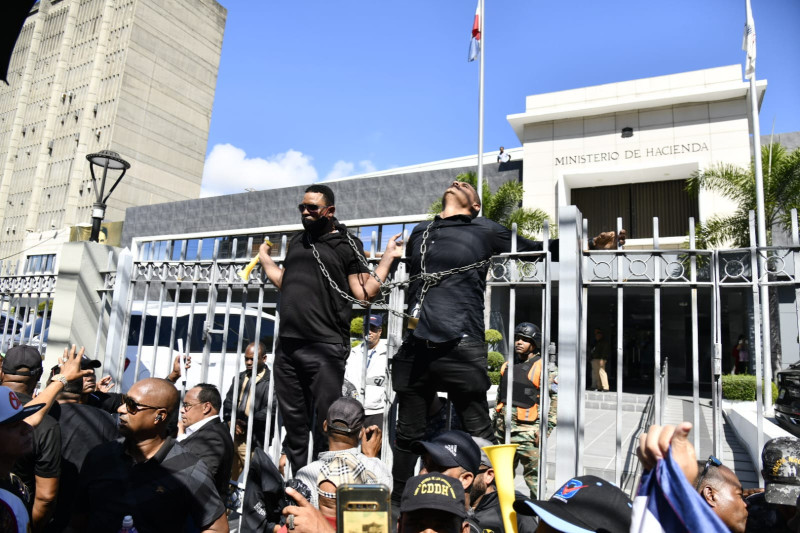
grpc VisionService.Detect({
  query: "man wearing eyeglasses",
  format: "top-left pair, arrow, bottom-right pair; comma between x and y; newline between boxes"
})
257,184 -> 403,475
178,383 -> 234,498
70,378 -> 228,532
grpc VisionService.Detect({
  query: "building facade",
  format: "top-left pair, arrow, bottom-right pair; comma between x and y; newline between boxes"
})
509,65 -> 765,246
0,0 -> 226,260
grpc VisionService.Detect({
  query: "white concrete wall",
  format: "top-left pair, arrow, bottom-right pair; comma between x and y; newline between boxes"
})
515,66 -> 757,237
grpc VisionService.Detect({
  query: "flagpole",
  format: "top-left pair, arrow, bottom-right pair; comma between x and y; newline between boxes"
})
476,0 -> 485,215
744,0 -> 771,415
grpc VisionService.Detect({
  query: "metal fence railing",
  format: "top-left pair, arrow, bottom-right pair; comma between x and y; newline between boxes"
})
64,205 -> 800,503
0,260 -> 55,355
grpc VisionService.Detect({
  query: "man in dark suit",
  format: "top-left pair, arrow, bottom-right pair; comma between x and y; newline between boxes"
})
178,383 -> 234,497
224,341 -> 272,480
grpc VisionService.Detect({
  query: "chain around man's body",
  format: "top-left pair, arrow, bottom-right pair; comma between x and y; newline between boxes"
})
307,221 -> 490,320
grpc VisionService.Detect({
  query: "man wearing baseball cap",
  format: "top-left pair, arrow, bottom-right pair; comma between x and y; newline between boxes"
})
0,385 -> 44,533
344,314 -> 389,429
412,430 -> 481,508
1,344 -> 61,529
470,436 -> 538,533
746,437 -> 800,532
295,397 -> 390,508
514,475 -> 633,533
399,473 -> 469,533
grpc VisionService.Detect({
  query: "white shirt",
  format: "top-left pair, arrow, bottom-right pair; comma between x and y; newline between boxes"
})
296,448 -> 392,508
345,340 -> 388,415
177,414 -> 217,441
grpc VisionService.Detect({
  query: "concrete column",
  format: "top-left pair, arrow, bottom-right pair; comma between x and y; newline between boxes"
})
555,205 -> 584,487
64,0 -> 118,227
0,3 -> 50,222
42,241 -> 120,377
25,0 -> 82,233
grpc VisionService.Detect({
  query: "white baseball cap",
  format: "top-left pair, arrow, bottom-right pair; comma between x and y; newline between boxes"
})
0,385 -> 44,425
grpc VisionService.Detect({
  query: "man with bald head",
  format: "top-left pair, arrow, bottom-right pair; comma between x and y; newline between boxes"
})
69,378 -> 228,532
694,457 -> 748,533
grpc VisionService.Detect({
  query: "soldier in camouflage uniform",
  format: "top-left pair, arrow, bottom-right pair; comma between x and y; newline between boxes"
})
493,322 -> 557,498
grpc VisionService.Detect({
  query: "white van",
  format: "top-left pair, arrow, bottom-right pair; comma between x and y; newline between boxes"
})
121,302 -> 276,392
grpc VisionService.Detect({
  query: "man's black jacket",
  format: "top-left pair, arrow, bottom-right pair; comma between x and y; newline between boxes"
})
180,417 -> 235,497
223,369 -> 273,447
472,490 -> 538,533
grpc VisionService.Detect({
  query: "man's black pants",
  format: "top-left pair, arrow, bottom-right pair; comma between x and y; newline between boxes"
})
274,338 -> 348,474
390,336 -> 495,502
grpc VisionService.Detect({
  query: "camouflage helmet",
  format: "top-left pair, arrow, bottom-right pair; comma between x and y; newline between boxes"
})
514,322 -> 541,347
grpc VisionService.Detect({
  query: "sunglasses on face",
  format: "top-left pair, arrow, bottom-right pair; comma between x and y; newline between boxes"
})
122,394 -> 164,415
297,203 -> 330,213
695,454 -> 722,489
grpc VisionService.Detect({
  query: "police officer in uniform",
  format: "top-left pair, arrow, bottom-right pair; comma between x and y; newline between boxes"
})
493,322 -> 557,498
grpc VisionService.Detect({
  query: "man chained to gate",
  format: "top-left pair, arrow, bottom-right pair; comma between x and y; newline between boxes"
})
257,184 -> 403,474
493,322 -> 557,498
390,179 -> 625,505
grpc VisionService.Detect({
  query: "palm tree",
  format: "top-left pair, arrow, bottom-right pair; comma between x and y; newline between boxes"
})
686,143 -> 800,248
687,142 -> 800,378
428,172 -> 553,238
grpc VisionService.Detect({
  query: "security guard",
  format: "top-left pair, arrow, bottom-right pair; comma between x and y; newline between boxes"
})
493,322 -> 557,498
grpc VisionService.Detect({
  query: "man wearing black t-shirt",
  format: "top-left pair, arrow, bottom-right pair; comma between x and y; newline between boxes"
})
71,378 -> 227,532
46,375 -> 117,533
1,345 -> 61,531
390,180 -> 626,504
258,184 -> 402,473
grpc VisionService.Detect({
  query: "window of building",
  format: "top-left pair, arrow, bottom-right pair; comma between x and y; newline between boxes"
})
25,254 -> 56,273
571,179 -> 699,239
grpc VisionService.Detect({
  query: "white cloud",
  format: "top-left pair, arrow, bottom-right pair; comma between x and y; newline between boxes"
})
324,160 -> 355,181
201,143 -> 318,197
323,159 -> 377,181
358,160 -> 377,173
201,143 -> 379,196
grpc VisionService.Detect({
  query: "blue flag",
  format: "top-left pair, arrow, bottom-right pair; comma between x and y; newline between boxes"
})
630,449 -> 729,532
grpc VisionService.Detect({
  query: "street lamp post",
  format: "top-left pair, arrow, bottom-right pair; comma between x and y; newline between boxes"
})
86,150 -> 130,242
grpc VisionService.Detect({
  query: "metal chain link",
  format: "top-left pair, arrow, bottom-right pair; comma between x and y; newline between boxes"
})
308,222 -> 490,319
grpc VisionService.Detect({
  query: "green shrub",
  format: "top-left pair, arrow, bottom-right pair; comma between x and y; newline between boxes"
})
489,371 -> 501,385
485,329 -> 503,345
487,351 -> 505,373
721,374 -> 778,403
350,316 -> 364,338
351,339 -> 362,348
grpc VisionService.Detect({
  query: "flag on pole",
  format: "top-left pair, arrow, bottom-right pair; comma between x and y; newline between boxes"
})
468,0 -> 481,62
742,0 -> 756,79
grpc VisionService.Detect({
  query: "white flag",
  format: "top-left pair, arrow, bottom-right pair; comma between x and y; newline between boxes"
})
742,0 -> 756,79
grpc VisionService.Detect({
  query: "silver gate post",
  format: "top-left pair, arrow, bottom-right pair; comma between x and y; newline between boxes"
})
556,206 -> 583,486
750,212 -> 765,487
690,218 -> 700,453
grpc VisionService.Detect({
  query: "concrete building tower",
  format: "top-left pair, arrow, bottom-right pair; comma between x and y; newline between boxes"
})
0,0 -> 226,259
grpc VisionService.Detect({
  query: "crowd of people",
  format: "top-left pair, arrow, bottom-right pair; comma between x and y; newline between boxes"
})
4,180 -> 790,533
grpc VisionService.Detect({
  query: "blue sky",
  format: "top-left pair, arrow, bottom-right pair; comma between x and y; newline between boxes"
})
201,0 -> 800,196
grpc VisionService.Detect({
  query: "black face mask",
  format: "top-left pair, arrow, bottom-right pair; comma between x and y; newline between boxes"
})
302,214 -> 333,235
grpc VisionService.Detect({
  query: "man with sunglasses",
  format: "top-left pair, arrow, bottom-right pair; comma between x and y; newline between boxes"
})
257,184 -> 403,475
70,378 -> 228,532
695,454 -> 748,533
178,383 -> 234,497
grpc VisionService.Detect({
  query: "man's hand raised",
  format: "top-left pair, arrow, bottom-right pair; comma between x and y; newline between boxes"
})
361,425 -> 382,458
637,422 -> 697,484
382,233 -> 404,259
590,229 -> 627,249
